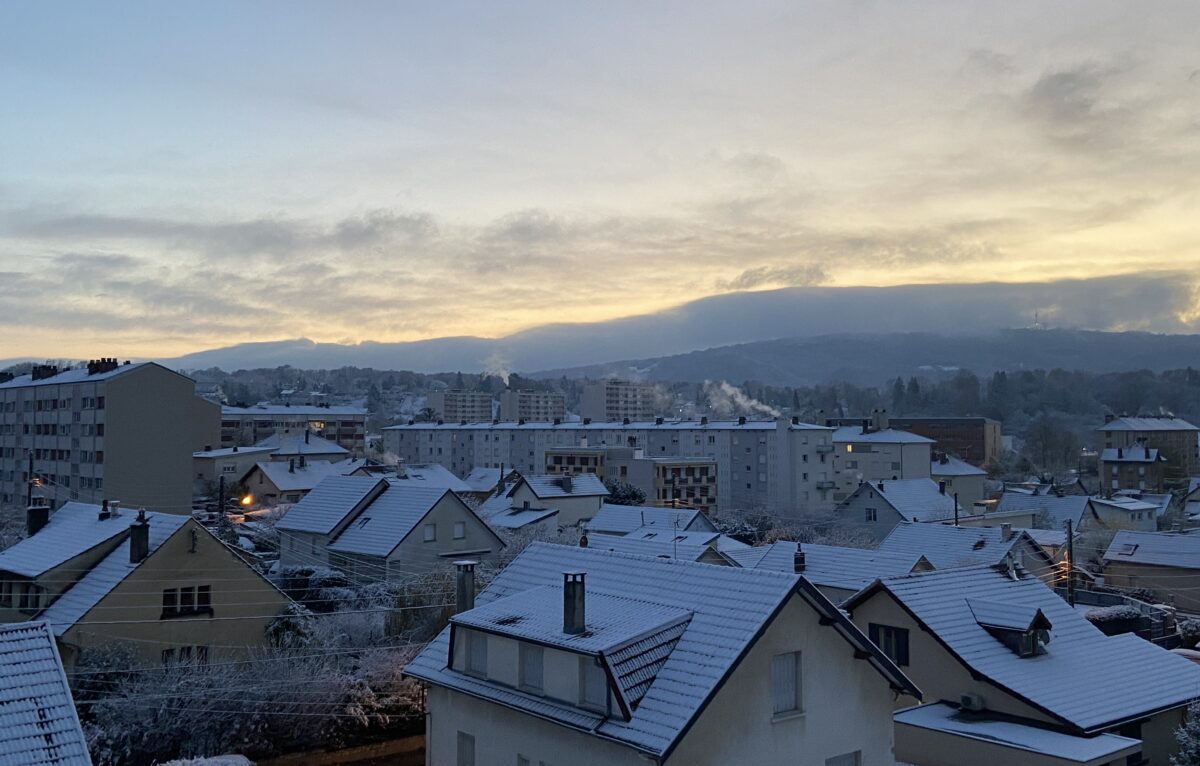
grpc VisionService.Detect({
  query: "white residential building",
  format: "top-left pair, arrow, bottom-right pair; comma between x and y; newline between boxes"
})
220,404 -> 367,454
832,479 -> 961,542
499,389 -> 566,422
427,390 -> 494,423
579,380 -> 659,421
831,424 -> 935,501
406,543 -> 920,766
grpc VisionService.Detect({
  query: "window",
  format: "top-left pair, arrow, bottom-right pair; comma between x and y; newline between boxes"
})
467,631 -> 488,676
517,757 -> 530,766
868,624 -> 910,666
423,523 -> 437,542
453,521 -> 466,540
771,651 -> 802,715
864,508 -> 877,522
162,586 -> 212,618
456,731 -> 475,766
826,753 -> 861,766
222,465 -> 237,474
580,656 -> 607,710
519,642 -> 544,692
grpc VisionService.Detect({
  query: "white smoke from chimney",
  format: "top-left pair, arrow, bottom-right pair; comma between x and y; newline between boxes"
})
703,380 -> 780,418
482,352 -> 512,386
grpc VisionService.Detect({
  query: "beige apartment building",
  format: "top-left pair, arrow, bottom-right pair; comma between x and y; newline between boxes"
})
830,412 -> 935,501
1098,415 -> 1199,481
426,390 -> 493,423
499,389 -> 566,422
579,380 -> 659,422
544,447 -> 718,513
220,404 -> 367,454
0,360 -> 220,515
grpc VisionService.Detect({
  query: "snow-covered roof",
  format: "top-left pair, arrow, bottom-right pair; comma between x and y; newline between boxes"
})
406,542 -> 918,757
38,512 -> 191,636
326,485 -> 457,557
253,430 -> 349,457
0,621 -> 91,765
1100,446 -> 1162,463
463,467 -> 504,492
0,502 -> 135,578
222,404 -> 366,417
1098,416 -> 1198,432
586,530 -> 723,563
833,426 -> 935,445
846,479 -> 959,522
1103,530 -> 1200,569
894,703 -> 1141,763
391,464 -> 470,491
931,454 -> 987,477
483,504 -> 560,530
585,504 -> 716,535
725,541 -> 930,594
514,473 -> 608,499
1189,477 -> 1200,497
877,522 -> 1049,571
193,446 -> 275,459
995,493 -> 1092,530
0,361 -> 157,390
1090,495 -> 1158,515
1111,491 -> 1173,518
249,459 -> 366,492
1020,528 -> 1068,549
844,565 -> 1200,733
275,476 -> 385,534
385,418 -> 830,432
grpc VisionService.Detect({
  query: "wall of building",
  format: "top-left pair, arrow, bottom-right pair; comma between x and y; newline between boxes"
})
895,715 -> 1137,766
931,472 -> 986,506
1103,562 -> 1200,613
385,494 -> 501,578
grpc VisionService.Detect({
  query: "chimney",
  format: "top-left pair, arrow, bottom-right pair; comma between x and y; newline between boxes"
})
583,418 -> 592,425
1116,447 -> 1123,459
874,409 -> 889,431
1000,523 -> 1013,542
454,560 -> 477,614
1104,413 -> 1115,424
700,416 -> 708,426
623,418 -> 630,425
232,446 -> 238,453
938,480 -> 947,495
109,500 -> 120,518
304,430 -> 310,444
289,459 -> 295,473
561,474 -> 573,494
579,534 -> 589,548
655,417 -> 664,425
877,480 -> 885,492
793,545 -> 806,573
129,509 -> 150,564
791,415 -> 799,425
26,498 -> 49,536
738,416 -> 746,426
98,499 -> 111,521
554,418 -> 562,426
563,571 -> 586,635
299,455 -> 306,469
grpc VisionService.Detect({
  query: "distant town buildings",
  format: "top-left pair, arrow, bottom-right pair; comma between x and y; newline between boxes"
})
829,411 -> 935,500
544,446 -> 718,514
579,379 -> 659,422
1098,415 -> 1199,480
426,390 -> 493,423
1099,440 -> 1167,493
220,404 -> 367,455
0,361 -> 219,514
498,388 -> 566,422
884,416 -> 1002,467
929,453 -> 988,506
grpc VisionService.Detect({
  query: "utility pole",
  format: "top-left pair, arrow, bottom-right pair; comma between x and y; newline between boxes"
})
218,475 -> 226,519
25,451 -> 34,508
1066,519 -> 1076,607
953,493 -> 960,526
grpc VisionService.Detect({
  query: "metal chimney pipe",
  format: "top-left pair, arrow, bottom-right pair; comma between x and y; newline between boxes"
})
563,571 -> 586,635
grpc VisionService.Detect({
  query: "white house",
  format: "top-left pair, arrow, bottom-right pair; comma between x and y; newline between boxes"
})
406,543 -> 920,766
584,503 -> 719,536
874,522 -> 1058,584
725,541 -> 933,604
833,479 -> 961,542
929,453 -> 988,506
477,473 -> 609,532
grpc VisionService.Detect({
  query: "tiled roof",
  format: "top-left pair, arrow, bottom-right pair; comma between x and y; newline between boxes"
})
0,503 -> 132,578
1103,530 -> 1200,569
725,541 -> 929,594
326,485 -> 452,557
463,467 -> 504,492
1099,416 -> 1198,432
253,430 -> 349,457
845,565 -> 1200,732
833,426 -> 935,445
483,505 -> 560,530
995,493 -> 1092,530
895,703 -> 1140,762
0,621 -> 91,765
1090,496 -> 1158,514
193,446 -> 276,458
847,479 -> 959,521
586,533 -> 716,563
966,599 -> 1050,633
385,419 -> 830,432
392,464 -> 470,491
251,459 -> 366,492
0,361 -> 156,390
877,523 -> 1048,571
1100,446 -> 1161,463
406,542 -> 916,757
931,455 -> 988,477
585,504 -> 715,535
276,476 -> 385,534
516,474 -> 608,499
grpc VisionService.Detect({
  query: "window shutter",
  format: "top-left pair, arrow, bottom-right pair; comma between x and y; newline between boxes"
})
771,652 -> 800,714
896,628 -> 910,666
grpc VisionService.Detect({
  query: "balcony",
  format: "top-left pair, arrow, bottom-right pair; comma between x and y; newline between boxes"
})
816,480 -> 836,490
815,443 -> 834,453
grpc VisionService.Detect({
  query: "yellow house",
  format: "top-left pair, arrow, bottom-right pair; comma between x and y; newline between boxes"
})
0,501 -> 292,669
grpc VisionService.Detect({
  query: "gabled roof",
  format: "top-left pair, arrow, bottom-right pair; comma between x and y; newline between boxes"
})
406,542 -> 918,758
327,485 -> 483,557
275,475 -> 385,534
586,530 -> 723,563
38,512 -> 191,636
877,522 -> 1051,571
1111,491 -> 1172,518
833,426 -> 935,444
512,473 -> 608,499
0,621 -> 91,765
1103,530 -> 1200,569
1090,495 -> 1158,515
931,455 -> 988,477
249,459 -> 366,492
1100,446 -> 1163,463
844,565 -> 1200,733
392,463 -> 470,491
995,492 -> 1092,530
843,479 -> 959,522
0,361 -> 163,390
193,446 -> 276,459
463,467 -> 505,492
0,502 -> 132,578
1099,416 -> 1198,432
967,599 -> 1052,633
725,541 -> 931,594
254,430 -> 349,457
585,503 -> 716,535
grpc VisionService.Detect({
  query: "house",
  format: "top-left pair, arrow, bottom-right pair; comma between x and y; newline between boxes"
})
995,492 -> 1096,532
193,445 -> 276,495
1103,530 -> 1200,612
405,543 -> 920,766
929,453 -> 988,506
254,428 -> 350,463
830,414 -> 936,500
241,458 -> 367,505
724,541 -> 933,604
584,527 -> 747,566
875,522 -> 1057,584
275,476 -> 504,581
1186,480 -> 1200,524
1098,415 -> 1200,481
843,564 -> 1200,765
480,473 -> 609,529
1100,442 -> 1168,493
833,479 -> 961,543
0,501 -> 291,669
584,503 -> 719,536
1088,495 -> 1158,532
0,620 -> 91,765
346,461 -> 471,492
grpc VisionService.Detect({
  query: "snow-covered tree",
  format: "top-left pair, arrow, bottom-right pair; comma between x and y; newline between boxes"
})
1172,701 -> 1200,766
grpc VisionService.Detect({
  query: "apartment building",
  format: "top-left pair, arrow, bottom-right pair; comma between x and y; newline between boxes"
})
1098,415 -> 1199,481
0,360 -> 220,514
830,414 -> 934,501
884,416 -> 1002,467
1099,441 -> 1167,493
579,380 -> 659,422
498,388 -> 566,421
384,417 -> 837,515
544,447 -> 719,514
220,404 -> 367,454
426,390 -> 493,423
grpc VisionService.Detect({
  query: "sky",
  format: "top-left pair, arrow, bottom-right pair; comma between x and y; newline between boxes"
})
2,0 -> 1199,360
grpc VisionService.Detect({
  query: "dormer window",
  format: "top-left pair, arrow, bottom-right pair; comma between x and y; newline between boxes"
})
967,599 -> 1052,658
580,656 -> 607,710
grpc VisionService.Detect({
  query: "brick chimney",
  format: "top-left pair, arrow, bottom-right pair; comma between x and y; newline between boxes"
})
129,509 -> 150,564
563,571 -> 586,635
26,497 -> 50,536
793,545 -> 806,573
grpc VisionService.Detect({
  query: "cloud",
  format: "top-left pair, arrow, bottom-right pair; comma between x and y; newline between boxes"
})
721,264 -> 828,290
1019,63 -> 1135,147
